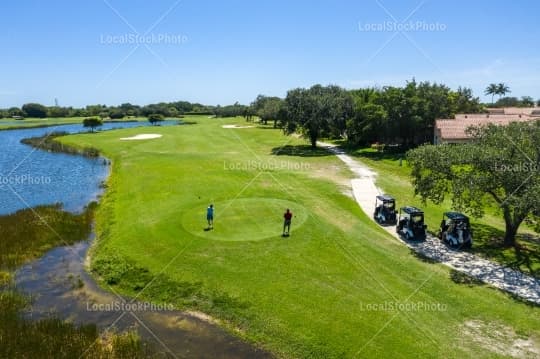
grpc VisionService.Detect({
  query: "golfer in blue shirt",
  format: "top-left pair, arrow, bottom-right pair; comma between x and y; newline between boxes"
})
207,204 -> 214,229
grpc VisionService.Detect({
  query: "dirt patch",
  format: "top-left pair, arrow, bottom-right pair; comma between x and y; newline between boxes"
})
460,320 -> 540,358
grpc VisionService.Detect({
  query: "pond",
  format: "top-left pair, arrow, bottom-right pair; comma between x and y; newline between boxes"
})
0,121 -> 176,215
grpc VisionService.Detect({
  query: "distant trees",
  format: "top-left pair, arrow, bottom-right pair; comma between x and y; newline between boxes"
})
407,121 -> 540,246
7,107 -> 25,117
246,81 -> 485,148
47,106 -> 71,118
494,96 -> 536,108
22,103 -> 47,118
342,80 -> 482,146
251,95 -> 284,125
347,102 -> 387,145
109,109 -> 125,120
1,100 -> 219,121
520,96 -> 535,107
83,117 -> 103,132
281,85 -> 354,148
213,102 -> 248,118
148,113 -> 164,126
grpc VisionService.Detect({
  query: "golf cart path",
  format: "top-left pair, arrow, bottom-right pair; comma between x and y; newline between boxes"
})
318,142 -> 540,305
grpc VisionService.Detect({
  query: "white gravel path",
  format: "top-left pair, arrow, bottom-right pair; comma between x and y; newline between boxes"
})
319,141 -> 540,305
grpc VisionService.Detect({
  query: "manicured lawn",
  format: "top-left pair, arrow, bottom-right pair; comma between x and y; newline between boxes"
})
59,116 -> 540,358
349,147 -> 540,279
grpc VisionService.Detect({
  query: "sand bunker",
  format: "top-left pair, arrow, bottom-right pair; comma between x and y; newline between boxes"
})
120,134 -> 163,141
222,125 -> 254,129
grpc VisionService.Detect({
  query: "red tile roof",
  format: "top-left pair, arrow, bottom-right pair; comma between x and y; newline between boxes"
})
436,116 -> 539,141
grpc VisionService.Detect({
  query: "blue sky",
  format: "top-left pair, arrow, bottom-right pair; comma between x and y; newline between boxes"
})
1,0 -> 539,107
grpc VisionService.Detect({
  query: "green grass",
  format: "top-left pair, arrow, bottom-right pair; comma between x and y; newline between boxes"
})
349,147 -> 540,278
58,116 -> 540,358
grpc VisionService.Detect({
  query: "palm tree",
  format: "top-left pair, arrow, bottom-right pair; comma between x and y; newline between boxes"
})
496,83 -> 511,99
485,83 -> 498,104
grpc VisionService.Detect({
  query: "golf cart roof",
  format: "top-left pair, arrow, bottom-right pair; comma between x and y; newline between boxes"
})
400,206 -> 424,215
444,212 -> 469,221
377,194 -> 395,202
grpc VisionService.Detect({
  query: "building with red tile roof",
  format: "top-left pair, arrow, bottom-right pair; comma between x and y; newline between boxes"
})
434,108 -> 540,144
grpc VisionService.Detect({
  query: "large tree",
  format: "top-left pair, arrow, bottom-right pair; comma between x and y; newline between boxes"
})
251,95 -> 283,125
148,113 -> 164,126
82,117 -> 103,132
346,103 -> 387,145
407,121 -> 540,246
282,85 -> 353,148
22,103 -> 48,118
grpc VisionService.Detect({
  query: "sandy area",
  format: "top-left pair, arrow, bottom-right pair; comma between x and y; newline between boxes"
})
222,125 -> 254,129
318,141 -> 540,305
120,134 -> 163,141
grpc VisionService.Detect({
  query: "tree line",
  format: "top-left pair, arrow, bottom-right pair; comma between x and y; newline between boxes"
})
4,81 -> 539,149
250,80 -> 487,148
0,101 -> 215,120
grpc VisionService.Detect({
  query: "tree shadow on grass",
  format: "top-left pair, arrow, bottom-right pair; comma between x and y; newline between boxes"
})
449,269 -> 485,286
409,248 -> 439,264
349,149 -> 406,162
271,145 -> 333,157
470,223 -> 540,279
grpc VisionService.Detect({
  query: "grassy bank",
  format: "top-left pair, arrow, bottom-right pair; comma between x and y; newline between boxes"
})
58,116 -> 540,358
21,132 -> 101,157
348,147 -> 540,278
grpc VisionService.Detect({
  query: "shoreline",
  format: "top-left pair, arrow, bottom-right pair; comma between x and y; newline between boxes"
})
4,125 -> 273,358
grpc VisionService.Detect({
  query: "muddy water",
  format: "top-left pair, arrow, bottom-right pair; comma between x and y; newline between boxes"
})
15,232 -> 272,358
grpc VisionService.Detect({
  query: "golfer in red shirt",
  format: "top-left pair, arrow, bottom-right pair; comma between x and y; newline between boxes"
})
283,209 -> 293,236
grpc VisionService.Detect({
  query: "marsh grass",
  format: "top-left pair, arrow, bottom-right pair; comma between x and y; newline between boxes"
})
21,132 -> 101,157
0,204 -> 94,270
0,290 -> 150,358
0,186 -> 150,358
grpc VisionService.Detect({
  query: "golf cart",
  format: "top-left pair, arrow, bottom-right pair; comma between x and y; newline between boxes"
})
396,206 -> 427,241
373,195 -> 397,225
438,212 -> 472,249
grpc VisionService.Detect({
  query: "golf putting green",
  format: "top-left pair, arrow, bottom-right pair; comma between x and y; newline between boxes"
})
182,198 -> 308,241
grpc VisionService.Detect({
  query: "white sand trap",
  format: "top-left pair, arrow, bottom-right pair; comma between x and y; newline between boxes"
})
120,134 -> 163,141
222,124 -> 254,129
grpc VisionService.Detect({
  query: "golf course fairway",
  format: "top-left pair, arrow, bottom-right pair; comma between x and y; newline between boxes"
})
59,116 -> 540,358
